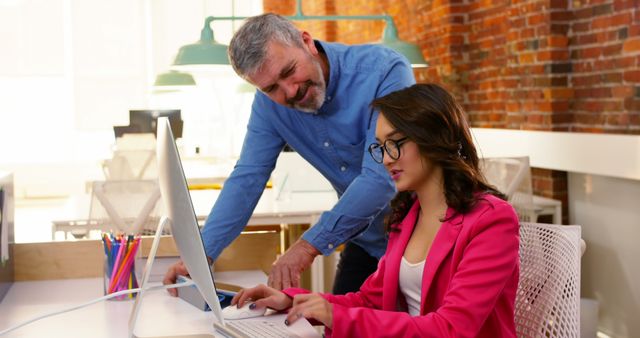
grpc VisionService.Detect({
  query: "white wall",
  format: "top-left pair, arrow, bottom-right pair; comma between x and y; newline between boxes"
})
473,128 -> 640,337
471,128 -> 640,180
569,173 -> 640,338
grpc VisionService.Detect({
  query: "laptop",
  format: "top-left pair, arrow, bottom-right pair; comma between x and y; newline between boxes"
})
127,118 -> 320,338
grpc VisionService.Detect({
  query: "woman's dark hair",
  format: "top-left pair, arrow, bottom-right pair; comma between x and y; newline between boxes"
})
371,84 -> 506,231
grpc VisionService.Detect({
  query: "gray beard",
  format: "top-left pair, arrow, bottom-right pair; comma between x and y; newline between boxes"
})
293,87 -> 326,113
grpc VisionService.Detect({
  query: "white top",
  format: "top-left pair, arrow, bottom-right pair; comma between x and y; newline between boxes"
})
399,256 -> 425,316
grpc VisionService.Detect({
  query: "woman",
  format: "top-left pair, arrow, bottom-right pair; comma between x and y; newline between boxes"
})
231,84 -> 520,337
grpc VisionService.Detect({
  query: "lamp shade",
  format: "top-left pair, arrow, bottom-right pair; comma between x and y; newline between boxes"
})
154,71 -> 196,87
173,17 -> 230,66
381,20 -> 428,68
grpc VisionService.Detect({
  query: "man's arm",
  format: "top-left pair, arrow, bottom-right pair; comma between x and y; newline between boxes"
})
201,100 -> 286,260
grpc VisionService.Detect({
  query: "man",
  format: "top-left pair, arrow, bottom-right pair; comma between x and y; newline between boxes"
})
164,13 -> 415,294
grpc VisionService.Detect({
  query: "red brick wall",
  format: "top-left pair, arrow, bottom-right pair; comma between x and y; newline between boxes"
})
570,1 -> 640,133
264,0 -> 335,41
263,0 -> 640,223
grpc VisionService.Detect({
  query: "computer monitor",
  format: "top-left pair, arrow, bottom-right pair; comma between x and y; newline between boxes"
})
114,110 -> 183,139
0,172 -> 14,303
128,119 -> 318,338
154,117 -> 224,321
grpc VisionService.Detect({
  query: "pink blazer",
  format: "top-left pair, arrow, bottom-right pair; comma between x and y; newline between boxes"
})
285,194 -> 519,337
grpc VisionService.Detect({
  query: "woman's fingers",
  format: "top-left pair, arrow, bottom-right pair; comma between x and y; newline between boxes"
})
230,288 -> 244,306
230,284 -> 293,310
285,307 -> 306,326
231,284 -> 263,308
285,294 -> 332,328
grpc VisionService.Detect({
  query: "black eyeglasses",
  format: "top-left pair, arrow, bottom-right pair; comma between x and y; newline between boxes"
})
368,137 -> 409,163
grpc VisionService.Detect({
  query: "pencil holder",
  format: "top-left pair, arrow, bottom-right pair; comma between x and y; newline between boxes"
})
102,233 -> 142,300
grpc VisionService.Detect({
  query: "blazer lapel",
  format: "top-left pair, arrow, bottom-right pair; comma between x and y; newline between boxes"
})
382,200 -> 421,310
420,208 -> 463,313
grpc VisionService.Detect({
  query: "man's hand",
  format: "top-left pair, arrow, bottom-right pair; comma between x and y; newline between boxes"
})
162,259 -> 189,297
268,239 -> 320,290
163,257 -> 213,297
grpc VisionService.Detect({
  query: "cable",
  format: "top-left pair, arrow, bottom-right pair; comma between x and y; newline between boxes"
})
0,280 -> 194,336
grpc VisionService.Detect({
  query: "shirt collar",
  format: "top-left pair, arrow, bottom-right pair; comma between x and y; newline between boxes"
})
314,40 -> 339,109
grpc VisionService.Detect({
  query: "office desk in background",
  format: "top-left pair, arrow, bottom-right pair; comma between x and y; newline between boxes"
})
532,195 -> 563,224
190,189 -> 337,226
51,189 -> 339,293
52,189 -> 338,238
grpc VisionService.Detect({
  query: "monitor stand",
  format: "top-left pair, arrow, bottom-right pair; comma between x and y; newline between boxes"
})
127,218 -> 217,338
128,216 -> 170,338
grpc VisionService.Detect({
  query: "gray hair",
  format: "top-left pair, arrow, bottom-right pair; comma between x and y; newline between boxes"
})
228,13 -> 304,78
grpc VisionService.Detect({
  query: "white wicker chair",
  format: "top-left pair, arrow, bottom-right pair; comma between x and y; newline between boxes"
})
516,222 -> 582,338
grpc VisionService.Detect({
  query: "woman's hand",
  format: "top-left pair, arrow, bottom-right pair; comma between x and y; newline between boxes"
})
231,284 -> 292,311
285,293 -> 333,329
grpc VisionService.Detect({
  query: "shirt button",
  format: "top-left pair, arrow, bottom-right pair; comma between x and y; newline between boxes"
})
328,244 -> 334,249
324,141 -> 330,147
340,166 -> 347,172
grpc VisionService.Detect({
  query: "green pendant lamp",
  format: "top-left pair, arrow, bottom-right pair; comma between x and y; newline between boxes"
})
173,17 -> 230,67
381,19 -> 428,68
154,70 -> 196,87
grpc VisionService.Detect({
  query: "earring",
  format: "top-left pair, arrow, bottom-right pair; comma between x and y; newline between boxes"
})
457,142 -> 467,159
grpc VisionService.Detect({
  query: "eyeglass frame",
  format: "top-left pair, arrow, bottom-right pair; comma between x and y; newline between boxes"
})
368,137 -> 409,163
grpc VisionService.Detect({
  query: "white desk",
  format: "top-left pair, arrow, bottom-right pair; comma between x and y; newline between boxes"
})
192,189 -> 338,293
52,189 -> 338,236
532,195 -> 562,225
190,189 -> 337,226
0,278 -> 134,338
0,278 -> 319,338
510,192 -> 563,225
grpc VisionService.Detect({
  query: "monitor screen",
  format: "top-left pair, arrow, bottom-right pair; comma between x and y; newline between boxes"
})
114,110 -> 183,139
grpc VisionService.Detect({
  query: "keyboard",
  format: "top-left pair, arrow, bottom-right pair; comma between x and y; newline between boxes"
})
214,319 -> 299,338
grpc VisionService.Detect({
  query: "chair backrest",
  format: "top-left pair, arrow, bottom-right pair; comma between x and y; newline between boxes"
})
88,180 -> 163,234
515,222 -> 581,338
103,149 -> 157,181
481,156 -> 536,222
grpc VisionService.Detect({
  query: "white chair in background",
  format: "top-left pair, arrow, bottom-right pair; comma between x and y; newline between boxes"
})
61,180 -> 163,239
88,180 -> 163,235
102,149 -> 157,181
481,156 -> 537,222
102,133 -> 158,181
89,135 -> 161,235
515,222 -> 582,338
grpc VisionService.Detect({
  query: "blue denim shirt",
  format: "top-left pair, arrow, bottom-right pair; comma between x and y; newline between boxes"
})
201,40 -> 415,259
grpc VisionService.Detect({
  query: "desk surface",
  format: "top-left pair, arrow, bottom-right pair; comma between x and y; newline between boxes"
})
191,189 -> 338,225
0,278 -> 138,338
52,189 -> 339,234
0,278 -> 320,338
